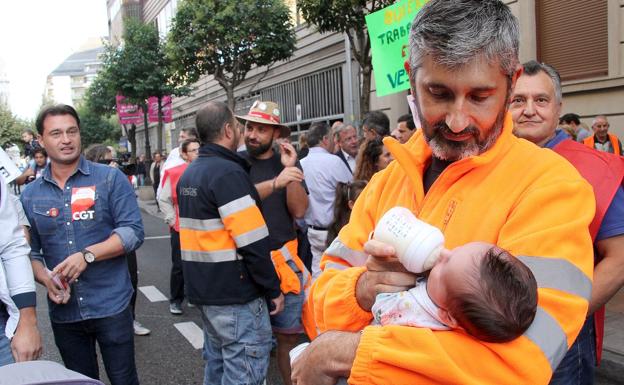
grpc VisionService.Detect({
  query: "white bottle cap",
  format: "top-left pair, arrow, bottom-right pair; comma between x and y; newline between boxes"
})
373,207 -> 444,273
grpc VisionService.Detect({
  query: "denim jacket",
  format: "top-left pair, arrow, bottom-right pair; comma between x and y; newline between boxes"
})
21,156 -> 144,323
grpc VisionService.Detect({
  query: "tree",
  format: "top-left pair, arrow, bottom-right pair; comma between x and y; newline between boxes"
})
84,68 -> 138,159
101,19 -> 187,156
0,104 -> 29,149
298,0 -> 394,115
84,71 -> 117,117
77,105 -> 121,150
167,0 -> 296,110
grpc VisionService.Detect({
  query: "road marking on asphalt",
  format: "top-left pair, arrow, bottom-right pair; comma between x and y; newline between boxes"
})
144,235 -> 171,240
138,285 -> 169,302
174,321 -> 204,349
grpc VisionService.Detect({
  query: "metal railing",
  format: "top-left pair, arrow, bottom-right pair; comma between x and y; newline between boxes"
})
236,66 -> 344,126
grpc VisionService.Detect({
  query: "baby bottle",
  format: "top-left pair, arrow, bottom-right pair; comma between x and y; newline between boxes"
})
372,206 -> 444,273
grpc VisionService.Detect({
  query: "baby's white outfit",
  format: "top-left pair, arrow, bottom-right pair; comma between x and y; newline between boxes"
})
372,277 -> 450,330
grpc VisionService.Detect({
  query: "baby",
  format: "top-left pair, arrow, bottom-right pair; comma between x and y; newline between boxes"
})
371,208 -> 538,343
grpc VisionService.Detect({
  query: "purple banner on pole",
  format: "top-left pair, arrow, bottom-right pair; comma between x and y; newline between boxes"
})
148,95 -> 173,123
116,95 -> 143,125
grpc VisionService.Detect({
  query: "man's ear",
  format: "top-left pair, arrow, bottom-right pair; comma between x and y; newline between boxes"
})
37,134 -> 45,149
438,308 -> 459,328
223,122 -> 235,140
510,64 -> 523,90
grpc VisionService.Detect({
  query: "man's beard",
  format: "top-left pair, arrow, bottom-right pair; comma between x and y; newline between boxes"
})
418,101 -> 507,162
245,138 -> 273,157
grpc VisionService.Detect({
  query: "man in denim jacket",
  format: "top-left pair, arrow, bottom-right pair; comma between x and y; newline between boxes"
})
21,105 -> 144,385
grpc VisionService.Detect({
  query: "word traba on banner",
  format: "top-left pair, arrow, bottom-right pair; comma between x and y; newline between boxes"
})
365,0 -> 430,97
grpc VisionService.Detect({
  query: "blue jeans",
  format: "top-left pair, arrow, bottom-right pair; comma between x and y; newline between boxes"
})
51,306 -> 138,385
0,311 -> 14,367
549,314 -> 596,385
271,261 -> 304,334
200,297 -> 273,385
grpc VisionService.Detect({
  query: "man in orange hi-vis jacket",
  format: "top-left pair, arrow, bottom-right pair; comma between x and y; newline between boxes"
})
291,1 -> 595,385
583,115 -> 623,156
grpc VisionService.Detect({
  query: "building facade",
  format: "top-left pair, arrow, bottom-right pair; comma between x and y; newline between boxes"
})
511,0 -> 624,137
107,0 -> 624,156
107,0 -> 143,45
45,39 -> 106,108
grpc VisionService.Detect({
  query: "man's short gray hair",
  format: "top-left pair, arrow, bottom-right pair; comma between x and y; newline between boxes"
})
521,60 -> 562,103
592,115 -> 608,127
333,123 -> 354,140
409,0 -> 519,79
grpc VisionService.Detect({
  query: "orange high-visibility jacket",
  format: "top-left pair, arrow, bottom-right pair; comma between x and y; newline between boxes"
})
309,114 -> 595,385
583,133 -> 622,155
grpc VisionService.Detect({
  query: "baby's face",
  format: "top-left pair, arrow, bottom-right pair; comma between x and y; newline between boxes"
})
427,241 -> 491,309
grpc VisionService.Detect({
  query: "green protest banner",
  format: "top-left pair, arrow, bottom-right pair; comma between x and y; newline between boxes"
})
365,0 -> 429,97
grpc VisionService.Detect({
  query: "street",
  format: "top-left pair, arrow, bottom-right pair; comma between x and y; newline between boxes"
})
36,209 -> 283,385
33,207 -> 620,385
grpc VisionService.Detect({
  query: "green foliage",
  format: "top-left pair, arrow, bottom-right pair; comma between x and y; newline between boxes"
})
77,106 -> 121,149
103,19 -> 185,105
167,0 -> 296,107
0,104 -> 31,149
84,68 -> 117,117
97,19 -> 188,153
298,0 -> 389,33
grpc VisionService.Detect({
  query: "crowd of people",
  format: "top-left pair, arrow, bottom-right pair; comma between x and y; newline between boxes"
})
1,1 -> 624,385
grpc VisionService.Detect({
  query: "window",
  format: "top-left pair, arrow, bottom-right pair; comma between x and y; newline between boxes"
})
536,0 -> 608,81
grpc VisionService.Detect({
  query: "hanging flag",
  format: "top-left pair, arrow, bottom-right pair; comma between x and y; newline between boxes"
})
116,95 -> 143,125
148,95 -> 173,123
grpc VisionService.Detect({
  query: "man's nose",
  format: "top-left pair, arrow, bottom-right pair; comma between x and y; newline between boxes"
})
523,99 -> 536,117
60,132 -> 73,142
445,102 -> 470,133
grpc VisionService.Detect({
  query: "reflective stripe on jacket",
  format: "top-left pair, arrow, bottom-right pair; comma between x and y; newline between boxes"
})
309,114 -> 595,385
270,238 -> 310,295
584,133 -> 622,155
177,143 -> 281,305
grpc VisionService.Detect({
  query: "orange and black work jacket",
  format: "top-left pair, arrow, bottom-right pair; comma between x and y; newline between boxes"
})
177,143 -> 281,305
584,133 -> 623,155
307,114 -> 596,385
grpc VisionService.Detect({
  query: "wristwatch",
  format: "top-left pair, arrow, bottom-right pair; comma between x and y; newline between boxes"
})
81,249 -> 96,264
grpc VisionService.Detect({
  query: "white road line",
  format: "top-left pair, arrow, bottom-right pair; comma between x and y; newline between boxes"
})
138,285 -> 169,302
144,235 -> 171,240
174,321 -> 204,349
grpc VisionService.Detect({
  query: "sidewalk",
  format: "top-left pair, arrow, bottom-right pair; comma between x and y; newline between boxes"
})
600,288 -> 624,381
